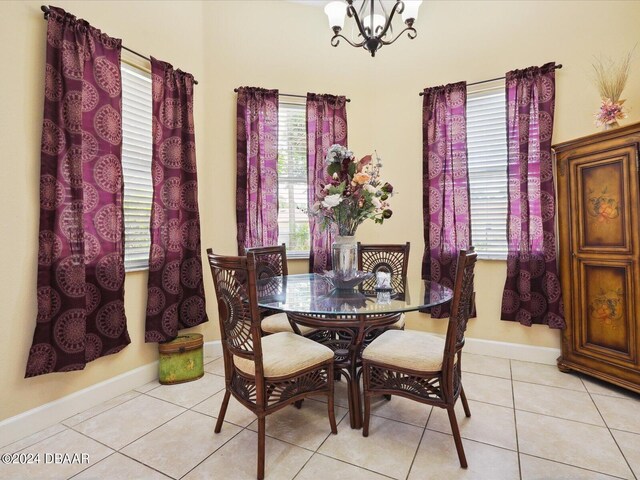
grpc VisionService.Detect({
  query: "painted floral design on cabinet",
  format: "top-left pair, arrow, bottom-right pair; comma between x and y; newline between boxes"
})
587,186 -> 620,223
589,288 -> 624,329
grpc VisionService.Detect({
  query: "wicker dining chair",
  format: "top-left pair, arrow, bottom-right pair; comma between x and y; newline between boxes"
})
358,242 -> 410,331
207,250 -> 337,480
361,248 -> 477,468
247,244 -> 318,337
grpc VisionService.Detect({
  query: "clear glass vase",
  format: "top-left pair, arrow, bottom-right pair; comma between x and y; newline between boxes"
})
332,235 -> 357,279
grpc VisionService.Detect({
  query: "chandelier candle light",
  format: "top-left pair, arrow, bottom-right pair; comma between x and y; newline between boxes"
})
325,0 -> 422,57
310,145 -> 394,286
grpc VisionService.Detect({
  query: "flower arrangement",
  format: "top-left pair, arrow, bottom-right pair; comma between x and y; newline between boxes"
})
310,144 -> 394,236
595,98 -> 627,128
592,49 -> 634,128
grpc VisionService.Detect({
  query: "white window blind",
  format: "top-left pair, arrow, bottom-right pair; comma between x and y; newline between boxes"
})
121,63 -> 153,271
467,85 -> 509,260
277,102 -> 310,257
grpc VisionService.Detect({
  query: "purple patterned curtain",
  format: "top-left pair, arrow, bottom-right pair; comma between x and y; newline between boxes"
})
306,93 -> 348,273
501,63 -> 564,328
421,82 -> 471,318
235,87 -> 279,254
27,7 -> 130,377
145,58 -> 208,343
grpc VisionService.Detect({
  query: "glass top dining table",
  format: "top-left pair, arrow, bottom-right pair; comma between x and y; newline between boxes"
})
256,273 -> 453,430
256,273 -> 453,316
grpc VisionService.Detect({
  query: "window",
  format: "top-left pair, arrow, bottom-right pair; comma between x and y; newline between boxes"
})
121,63 -> 153,271
277,102 -> 310,257
467,84 -> 509,260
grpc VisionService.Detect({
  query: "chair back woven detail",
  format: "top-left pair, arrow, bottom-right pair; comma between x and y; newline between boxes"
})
207,249 -> 262,362
444,248 -> 477,356
357,243 -> 410,294
247,244 -> 288,280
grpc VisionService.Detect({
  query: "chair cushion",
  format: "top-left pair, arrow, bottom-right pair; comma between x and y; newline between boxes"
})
362,329 -> 446,372
234,332 -> 334,378
261,312 -> 317,335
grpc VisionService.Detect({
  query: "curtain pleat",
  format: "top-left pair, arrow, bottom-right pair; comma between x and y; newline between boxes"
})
421,82 -> 471,318
306,93 -> 348,273
501,63 -> 564,328
144,58 -> 208,342
235,87 -> 279,254
26,6 -> 130,377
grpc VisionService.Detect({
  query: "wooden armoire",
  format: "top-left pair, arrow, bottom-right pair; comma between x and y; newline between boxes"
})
555,122 -> 640,393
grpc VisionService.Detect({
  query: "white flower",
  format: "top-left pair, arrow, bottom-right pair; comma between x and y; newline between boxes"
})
371,197 -> 382,209
365,184 -> 377,194
322,194 -> 343,209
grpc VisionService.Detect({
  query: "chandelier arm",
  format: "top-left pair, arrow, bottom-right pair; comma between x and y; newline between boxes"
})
346,2 -> 370,41
379,26 -> 417,46
375,1 -> 404,40
331,32 -> 366,48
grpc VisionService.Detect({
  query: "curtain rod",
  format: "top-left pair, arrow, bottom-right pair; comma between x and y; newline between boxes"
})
40,5 -> 199,85
418,64 -> 563,96
234,89 -> 351,102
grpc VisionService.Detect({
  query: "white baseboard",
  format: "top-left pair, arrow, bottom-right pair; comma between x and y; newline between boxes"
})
0,340 -> 222,448
463,337 -> 560,365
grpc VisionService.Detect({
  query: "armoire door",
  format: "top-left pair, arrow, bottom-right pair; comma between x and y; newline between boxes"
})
569,145 -> 639,369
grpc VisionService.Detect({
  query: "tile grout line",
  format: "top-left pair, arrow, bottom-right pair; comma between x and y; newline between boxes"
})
580,376 -> 638,480
404,405 -> 434,480
509,359 -> 523,480
61,391 -> 144,428
65,450 -> 118,480
177,423 -> 247,480
519,451 -> 631,480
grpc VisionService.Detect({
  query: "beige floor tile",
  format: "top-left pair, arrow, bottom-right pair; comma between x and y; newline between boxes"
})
63,391 -> 141,427
592,394 -> 640,434
145,373 -> 226,408
191,389 -> 257,427
516,410 -> 633,479
368,394 -> 432,427
296,453 -> 389,480
204,342 -> 223,361
247,400 -> 348,450
319,415 -> 423,479
461,371 -> 514,408
74,452 -> 171,480
1,423 -> 67,453
511,360 -> 585,391
427,399 -> 517,450
182,428 -> 312,480
513,381 -> 605,426
203,357 -> 226,376
581,376 -> 639,400
309,379 -> 350,408
0,428 -> 112,480
408,430 -> 519,480
462,353 -> 511,379
73,395 -> 185,450
122,410 -> 241,479
135,380 -> 161,393
611,429 -> 640,478
520,454 -> 621,479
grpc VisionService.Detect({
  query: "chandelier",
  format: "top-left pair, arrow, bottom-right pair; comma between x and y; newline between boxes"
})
324,0 -> 422,57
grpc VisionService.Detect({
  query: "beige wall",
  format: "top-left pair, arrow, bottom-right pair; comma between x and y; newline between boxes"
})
2,0 -> 639,421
